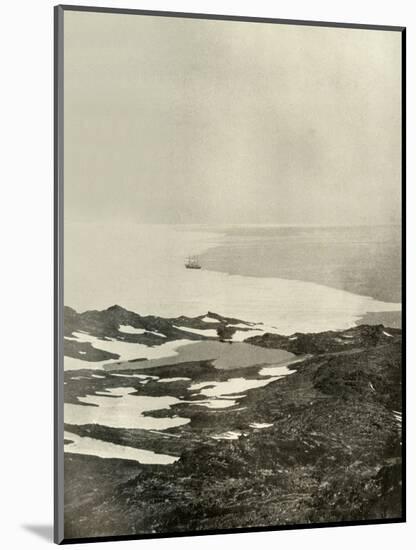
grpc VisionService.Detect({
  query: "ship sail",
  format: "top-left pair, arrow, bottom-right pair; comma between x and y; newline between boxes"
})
185,256 -> 201,269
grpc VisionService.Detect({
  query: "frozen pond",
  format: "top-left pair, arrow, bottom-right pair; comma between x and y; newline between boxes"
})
110,341 -> 294,371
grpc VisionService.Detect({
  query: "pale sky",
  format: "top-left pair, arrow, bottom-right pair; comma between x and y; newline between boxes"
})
64,11 -> 402,226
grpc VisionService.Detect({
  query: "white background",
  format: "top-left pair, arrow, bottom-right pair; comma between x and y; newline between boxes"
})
0,0 -> 412,548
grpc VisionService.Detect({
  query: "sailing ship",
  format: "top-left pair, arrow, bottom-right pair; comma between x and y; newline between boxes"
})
185,256 -> 201,269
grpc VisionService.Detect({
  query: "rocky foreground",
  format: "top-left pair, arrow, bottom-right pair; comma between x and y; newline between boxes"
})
63,306 -> 403,540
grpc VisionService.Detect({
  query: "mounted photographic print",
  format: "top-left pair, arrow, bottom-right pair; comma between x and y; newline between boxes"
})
54,5 -> 405,544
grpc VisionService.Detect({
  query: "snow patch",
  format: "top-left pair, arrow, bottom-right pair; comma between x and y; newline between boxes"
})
174,325 -> 218,337
158,377 -> 191,383
190,377 -> 281,398
118,325 -> 146,335
250,423 -> 273,429
64,430 -> 179,464
65,387 -> 190,430
64,333 -> 195,371
211,431 -> 241,440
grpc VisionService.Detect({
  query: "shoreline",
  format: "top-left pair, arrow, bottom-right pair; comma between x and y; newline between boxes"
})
64,224 -> 401,332
197,225 -> 401,304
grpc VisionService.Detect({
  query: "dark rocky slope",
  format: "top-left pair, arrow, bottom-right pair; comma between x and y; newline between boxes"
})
64,305 -> 254,361
63,319 -> 402,539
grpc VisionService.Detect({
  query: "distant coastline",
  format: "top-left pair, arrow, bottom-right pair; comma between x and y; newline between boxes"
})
198,224 -> 401,304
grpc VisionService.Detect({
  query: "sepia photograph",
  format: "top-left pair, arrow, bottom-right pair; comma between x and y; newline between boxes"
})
55,5 -> 405,543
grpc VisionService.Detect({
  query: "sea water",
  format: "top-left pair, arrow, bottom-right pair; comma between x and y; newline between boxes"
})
65,223 -> 400,334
